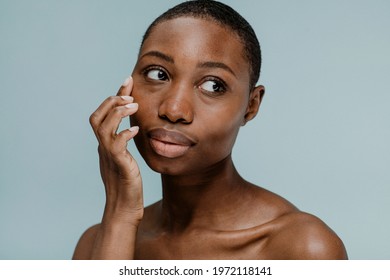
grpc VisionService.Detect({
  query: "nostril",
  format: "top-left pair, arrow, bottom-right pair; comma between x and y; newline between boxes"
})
158,113 -> 169,121
159,113 -> 191,124
158,98 -> 194,124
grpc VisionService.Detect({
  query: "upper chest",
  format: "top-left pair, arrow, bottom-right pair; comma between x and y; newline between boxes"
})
134,225 -> 273,260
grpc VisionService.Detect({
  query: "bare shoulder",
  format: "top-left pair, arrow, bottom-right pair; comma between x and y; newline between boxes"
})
266,212 -> 348,259
72,224 -> 100,260
246,185 -> 347,259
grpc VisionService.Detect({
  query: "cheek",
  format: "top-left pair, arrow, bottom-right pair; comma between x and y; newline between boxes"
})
199,106 -> 244,158
130,84 -> 158,126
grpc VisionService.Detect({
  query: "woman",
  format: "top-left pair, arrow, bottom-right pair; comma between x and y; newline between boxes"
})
73,0 -> 347,259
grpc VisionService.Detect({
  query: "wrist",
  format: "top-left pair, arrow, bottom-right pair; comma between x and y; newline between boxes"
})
101,207 -> 143,228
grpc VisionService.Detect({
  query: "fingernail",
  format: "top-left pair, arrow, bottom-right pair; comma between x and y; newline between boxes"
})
129,126 -> 139,132
122,76 -> 132,87
125,103 -> 138,109
120,96 -> 133,101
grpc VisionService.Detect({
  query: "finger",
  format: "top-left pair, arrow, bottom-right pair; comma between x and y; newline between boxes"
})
90,95 -> 134,137
90,76 -> 134,140
117,76 -> 133,97
97,103 -> 139,144
111,126 -> 140,156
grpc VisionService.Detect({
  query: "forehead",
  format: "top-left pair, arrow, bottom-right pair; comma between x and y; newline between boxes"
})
140,17 -> 250,82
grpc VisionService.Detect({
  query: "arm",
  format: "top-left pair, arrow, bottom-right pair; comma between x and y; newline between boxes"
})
73,76 -> 143,260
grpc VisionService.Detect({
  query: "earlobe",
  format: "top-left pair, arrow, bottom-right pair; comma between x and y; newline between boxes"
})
242,85 -> 265,125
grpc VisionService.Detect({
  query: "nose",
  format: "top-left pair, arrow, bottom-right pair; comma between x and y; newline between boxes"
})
158,85 -> 194,124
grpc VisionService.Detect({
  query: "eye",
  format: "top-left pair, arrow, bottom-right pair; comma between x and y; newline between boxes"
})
145,68 -> 168,81
199,79 -> 226,94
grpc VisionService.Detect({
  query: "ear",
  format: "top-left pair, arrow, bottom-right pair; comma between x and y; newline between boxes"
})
242,85 -> 265,125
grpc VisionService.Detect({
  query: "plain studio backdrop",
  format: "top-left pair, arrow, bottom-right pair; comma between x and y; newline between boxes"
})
0,0 -> 389,259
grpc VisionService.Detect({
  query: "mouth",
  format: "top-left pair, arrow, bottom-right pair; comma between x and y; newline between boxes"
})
147,128 -> 195,158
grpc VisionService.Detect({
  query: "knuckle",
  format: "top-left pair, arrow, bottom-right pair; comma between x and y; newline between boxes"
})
116,130 -> 129,140
107,96 -> 116,102
106,96 -> 118,104
89,113 -> 97,126
113,106 -> 124,116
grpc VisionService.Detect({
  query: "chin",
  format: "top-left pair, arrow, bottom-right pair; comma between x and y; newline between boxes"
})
142,154 -> 195,176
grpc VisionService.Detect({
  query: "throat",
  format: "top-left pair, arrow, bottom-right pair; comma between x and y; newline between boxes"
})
159,156 -> 247,232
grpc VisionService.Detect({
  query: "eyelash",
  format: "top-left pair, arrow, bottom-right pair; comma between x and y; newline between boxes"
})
198,77 -> 227,96
142,66 -> 170,81
141,66 -> 228,96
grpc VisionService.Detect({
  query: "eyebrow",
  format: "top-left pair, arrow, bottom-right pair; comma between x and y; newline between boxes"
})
140,50 -> 236,77
140,51 -> 174,63
197,61 -> 237,77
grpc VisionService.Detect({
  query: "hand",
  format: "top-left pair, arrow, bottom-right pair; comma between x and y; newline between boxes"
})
89,76 -> 143,226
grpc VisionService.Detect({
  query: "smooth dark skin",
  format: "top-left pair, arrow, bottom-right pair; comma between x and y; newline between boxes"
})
73,17 -> 347,260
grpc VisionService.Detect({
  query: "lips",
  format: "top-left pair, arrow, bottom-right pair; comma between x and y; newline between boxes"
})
147,128 -> 195,158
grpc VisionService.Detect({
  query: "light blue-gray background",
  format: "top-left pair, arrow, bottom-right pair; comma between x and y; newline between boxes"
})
1,0 -> 389,259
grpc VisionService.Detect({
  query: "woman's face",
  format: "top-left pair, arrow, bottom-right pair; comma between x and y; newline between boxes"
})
131,17 -> 261,176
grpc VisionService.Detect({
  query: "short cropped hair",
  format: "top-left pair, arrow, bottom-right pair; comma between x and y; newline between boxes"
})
141,0 -> 261,90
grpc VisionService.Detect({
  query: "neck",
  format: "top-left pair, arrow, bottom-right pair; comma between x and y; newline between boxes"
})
159,155 -> 247,232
